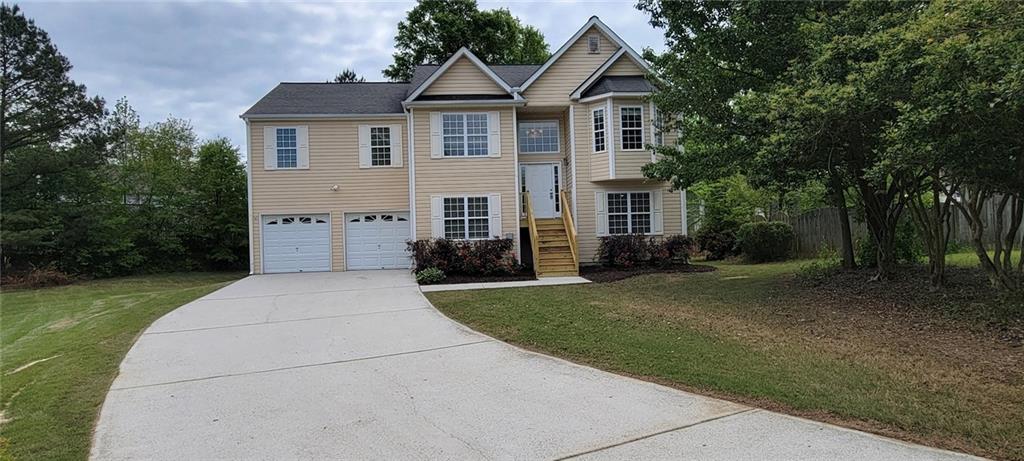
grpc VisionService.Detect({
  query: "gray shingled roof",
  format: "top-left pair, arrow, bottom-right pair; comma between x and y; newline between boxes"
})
243,83 -> 410,116
580,76 -> 654,98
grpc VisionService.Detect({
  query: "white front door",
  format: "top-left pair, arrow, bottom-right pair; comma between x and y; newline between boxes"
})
523,164 -> 557,218
345,212 -> 412,270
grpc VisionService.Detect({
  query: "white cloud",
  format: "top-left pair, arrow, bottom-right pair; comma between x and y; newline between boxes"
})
17,1 -> 664,160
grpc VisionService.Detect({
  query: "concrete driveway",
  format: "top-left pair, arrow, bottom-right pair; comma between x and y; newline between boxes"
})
92,271 -> 979,460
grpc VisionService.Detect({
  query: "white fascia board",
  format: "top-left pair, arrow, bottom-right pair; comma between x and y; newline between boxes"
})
404,48 -> 513,103
578,92 -> 651,104
402,99 -> 526,109
571,50 -> 652,100
241,113 -> 406,120
519,16 -> 651,92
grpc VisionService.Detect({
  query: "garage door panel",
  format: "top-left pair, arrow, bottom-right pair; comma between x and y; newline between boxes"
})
345,212 -> 412,270
262,214 -> 331,273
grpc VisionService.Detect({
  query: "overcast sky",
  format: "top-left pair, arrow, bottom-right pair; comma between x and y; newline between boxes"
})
19,1 -> 667,159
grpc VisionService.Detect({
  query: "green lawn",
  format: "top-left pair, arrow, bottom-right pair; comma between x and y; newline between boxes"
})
427,255 -> 1023,460
0,272 -> 243,461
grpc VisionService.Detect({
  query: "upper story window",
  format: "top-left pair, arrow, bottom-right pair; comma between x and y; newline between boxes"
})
607,192 -> 652,235
370,126 -> 392,166
518,121 -> 560,154
276,128 -> 298,168
442,113 -> 489,157
620,106 -> 644,150
653,107 -> 664,147
592,108 -> 606,153
587,34 -> 600,54
443,196 -> 490,239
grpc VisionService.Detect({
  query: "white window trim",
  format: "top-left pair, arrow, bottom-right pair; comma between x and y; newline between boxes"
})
591,107 -> 607,153
442,195 -> 492,240
368,125 -> 393,167
619,105 -> 645,151
517,120 -> 560,154
271,126 -> 301,170
607,191 -> 653,235
441,112 -> 490,157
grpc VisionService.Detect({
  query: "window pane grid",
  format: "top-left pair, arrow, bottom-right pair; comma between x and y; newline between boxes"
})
518,121 -> 559,153
443,113 -> 489,157
276,128 -> 297,168
620,107 -> 644,150
442,196 -> 490,239
606,192 -> 652,235
370,126 -> 391,166
593,109 -> 606,152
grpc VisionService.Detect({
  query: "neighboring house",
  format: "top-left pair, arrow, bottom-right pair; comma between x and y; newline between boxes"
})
241,16 -> 687,276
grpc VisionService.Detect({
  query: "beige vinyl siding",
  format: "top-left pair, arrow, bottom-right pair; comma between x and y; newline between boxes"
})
249,119 -> 409,273
421,57 -> 507,96
571,102 -> 599,261
412,107 -> 518,243
577,182 -> 683,263
524,27 -> 618,106
603,56 -> 645,76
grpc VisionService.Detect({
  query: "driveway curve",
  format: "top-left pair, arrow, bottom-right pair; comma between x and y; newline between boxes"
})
92,271 -> 979,460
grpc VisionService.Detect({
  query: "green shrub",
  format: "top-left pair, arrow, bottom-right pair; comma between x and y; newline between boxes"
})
694,227 -> 739,261
407,238 -> 516,275
597,234 -> 694,268
856,218 -> 922,267
415,267 -> 446,285
737,221 -> 795,263
796,246 -> 842,282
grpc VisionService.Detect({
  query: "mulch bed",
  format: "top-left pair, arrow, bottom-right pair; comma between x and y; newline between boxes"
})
429,271 -> 536,285
580,264 -> 716,283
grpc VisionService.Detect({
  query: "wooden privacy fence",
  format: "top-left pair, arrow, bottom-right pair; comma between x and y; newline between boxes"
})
789,200 -> 1024,258
788,207 -> 866,258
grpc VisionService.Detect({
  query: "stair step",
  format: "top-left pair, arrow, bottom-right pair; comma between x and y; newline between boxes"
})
538,271 -> 578,277
540,257 -> 576,266
538,241 -> 570,249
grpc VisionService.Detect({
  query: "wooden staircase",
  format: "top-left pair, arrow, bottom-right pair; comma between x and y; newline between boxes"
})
524,190 -> 579,277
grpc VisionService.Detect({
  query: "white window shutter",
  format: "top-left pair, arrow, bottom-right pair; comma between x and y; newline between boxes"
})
488,193 -> 502,238
357,125 -> 371,168
297,126 -> 309,169
429,112 -> 442,158
389,124 -> 403,167
652,190 -> 664,234
487,111 -> 501,157
263,126 -> 277,169
595,191 -> 608,236
430,195 -> 443,238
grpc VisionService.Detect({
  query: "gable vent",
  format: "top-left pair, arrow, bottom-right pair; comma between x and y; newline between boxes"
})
587,34 -> 600,54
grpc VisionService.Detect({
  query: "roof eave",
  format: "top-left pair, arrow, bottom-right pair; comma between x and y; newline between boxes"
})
240,113 -> 406,120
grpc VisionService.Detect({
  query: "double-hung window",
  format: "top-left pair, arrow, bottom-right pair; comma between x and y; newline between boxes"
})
370,126 -> 392,166
620,106 -> 644,150
592,108 -> 606,153
443,196 -> 490,239
276,128 -> 298,168
607,192 -> 652,235
442,113 -> 489,157
517,121 -> 559,153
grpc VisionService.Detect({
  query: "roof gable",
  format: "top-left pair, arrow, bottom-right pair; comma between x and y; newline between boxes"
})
420,56 -> 507,96
571,48 -> 651,100
518,17 -> 650,93
404,48 -> 512,102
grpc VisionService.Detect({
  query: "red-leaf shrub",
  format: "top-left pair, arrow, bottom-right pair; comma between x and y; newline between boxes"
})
408,238 -> 516,275
597,234 -> 694,268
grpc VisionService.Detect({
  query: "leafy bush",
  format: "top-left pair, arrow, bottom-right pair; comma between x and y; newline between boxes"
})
796,246 -> 842,283
694,227 -> 738,261
1,266 -> 74,289
597,234 -> 694,268
856,218 -> 923,267
407,238 -> 516,275
736,221 -> 795,263
415,267 -> 446,285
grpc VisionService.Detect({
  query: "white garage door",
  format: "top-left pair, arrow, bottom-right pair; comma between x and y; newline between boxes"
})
261,214 -> 331,273
345,212 -> 412,270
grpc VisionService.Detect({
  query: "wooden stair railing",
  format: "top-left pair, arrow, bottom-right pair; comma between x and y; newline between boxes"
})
523,192 -> 541,277
560,190 -> 579,269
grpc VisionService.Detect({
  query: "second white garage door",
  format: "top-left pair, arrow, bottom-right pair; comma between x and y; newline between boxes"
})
345,212 -> 412,270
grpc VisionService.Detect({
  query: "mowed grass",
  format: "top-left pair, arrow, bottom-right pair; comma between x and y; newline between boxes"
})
0,272 -> 243,461
427,254 -> 1024,460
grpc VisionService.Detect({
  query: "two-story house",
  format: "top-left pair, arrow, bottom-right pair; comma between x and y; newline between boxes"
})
241,16 -> 687,276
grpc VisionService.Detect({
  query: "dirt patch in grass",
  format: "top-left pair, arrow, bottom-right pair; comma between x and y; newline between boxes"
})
580,264 -> 716,283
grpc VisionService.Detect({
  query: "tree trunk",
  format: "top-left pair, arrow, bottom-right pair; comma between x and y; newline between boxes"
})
828,173 -> 856,269
954,187 -> 1022,291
